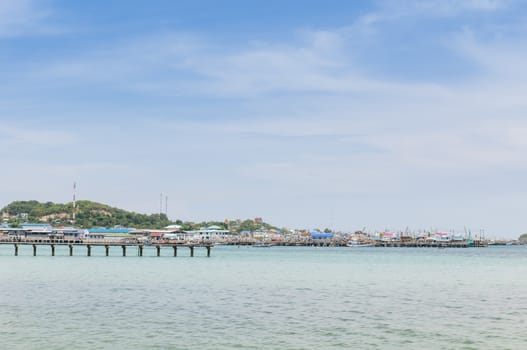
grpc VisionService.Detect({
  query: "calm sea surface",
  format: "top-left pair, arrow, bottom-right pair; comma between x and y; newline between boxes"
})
0,245 -> 525,350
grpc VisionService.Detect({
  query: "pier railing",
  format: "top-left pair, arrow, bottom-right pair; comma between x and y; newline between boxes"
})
0,238 -> 212,257
0,236 -> 489,256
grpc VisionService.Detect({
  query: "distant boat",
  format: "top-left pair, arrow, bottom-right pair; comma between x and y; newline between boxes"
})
252,242 -> 272,248
346,240 -> 374,248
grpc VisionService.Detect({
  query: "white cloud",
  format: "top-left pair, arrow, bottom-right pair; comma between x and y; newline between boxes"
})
370,123 -> 527,174
375,0 -> 509,17
14,6 -> 527,173
449,28 -> 527,80
3,1 -> 527,236
0,0 -> 53,37
33,27 -> 456,100
0,125 -> 75,147
348,0 -> 511,37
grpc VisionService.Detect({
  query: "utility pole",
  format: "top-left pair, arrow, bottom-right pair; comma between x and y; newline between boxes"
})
160,193 -> 163,217
72,181 -> 77,225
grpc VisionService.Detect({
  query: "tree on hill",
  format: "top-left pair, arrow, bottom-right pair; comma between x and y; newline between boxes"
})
519,233 -> 527,242
1,200 -> 280,232
1,200 -> 171,229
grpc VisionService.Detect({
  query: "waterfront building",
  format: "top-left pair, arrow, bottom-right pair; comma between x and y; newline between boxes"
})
86,228 -> 133,241
0,224 -> 24,238
130,229 -> 183,241
186,226 -> 236,241
53,227 -> 88,239
0,223 -> 86,239
162,231 -> 189,241
20,223 -> 54,238
310,231 -> 334,239
164,224 -> 182,230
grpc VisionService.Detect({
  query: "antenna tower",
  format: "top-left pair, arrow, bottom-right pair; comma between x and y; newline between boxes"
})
73,181 -> 77,224
160,193 -> 163,217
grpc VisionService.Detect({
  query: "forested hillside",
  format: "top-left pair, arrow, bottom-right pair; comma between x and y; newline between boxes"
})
1,200 -> 170,229
1,200 -> 279,232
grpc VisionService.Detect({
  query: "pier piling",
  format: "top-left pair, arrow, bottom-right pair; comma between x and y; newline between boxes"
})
2,241 -> 212,258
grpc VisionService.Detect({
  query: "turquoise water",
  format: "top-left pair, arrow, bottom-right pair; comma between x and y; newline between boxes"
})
1,245 -> 525,349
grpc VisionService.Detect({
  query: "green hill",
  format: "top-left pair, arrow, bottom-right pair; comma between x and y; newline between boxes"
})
1,200 -> 279,232
1,200 -> 170,229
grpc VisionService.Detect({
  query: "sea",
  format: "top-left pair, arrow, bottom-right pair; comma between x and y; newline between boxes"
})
0,244 -> 525,350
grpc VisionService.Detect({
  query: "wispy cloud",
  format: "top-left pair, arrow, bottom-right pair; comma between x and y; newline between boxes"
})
0,0 -> 55,37
33,27 -> 452,100
2,0 -> 527,234
42,32 -> 203,77
27,14 -> 527,176
0,125 -> 75,147
27,1 -> 517,100
374,0 -> 509,18
449,28 -> 527,80
346,0 -> 512,43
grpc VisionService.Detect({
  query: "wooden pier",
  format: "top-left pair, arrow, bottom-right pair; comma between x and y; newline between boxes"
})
227,238 -> 487,248
370,240 -> 487,248
1,237 -> 489,253
0,239 -> 212,257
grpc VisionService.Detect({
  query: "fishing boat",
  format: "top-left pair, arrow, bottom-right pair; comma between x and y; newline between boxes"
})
346,240 -> 374,248
252,242 -> 272,247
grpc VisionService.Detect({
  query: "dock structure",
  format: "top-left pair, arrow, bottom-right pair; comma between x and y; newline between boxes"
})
371,240 -> 487,248
1,236 -> 489,252
1,239 -> 212,257
229,238 -> 487,248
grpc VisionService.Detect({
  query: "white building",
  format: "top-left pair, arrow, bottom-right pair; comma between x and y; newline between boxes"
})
186,226 -> 236,242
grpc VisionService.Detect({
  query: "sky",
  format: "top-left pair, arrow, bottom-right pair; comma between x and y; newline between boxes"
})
1,0 -> 526,238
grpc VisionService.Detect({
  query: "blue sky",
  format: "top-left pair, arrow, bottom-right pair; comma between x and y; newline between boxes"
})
1,0 -> 527,237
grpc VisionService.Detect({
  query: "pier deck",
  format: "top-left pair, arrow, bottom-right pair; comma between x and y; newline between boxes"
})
230,239 -> 487,248
0,239 -> 212,257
